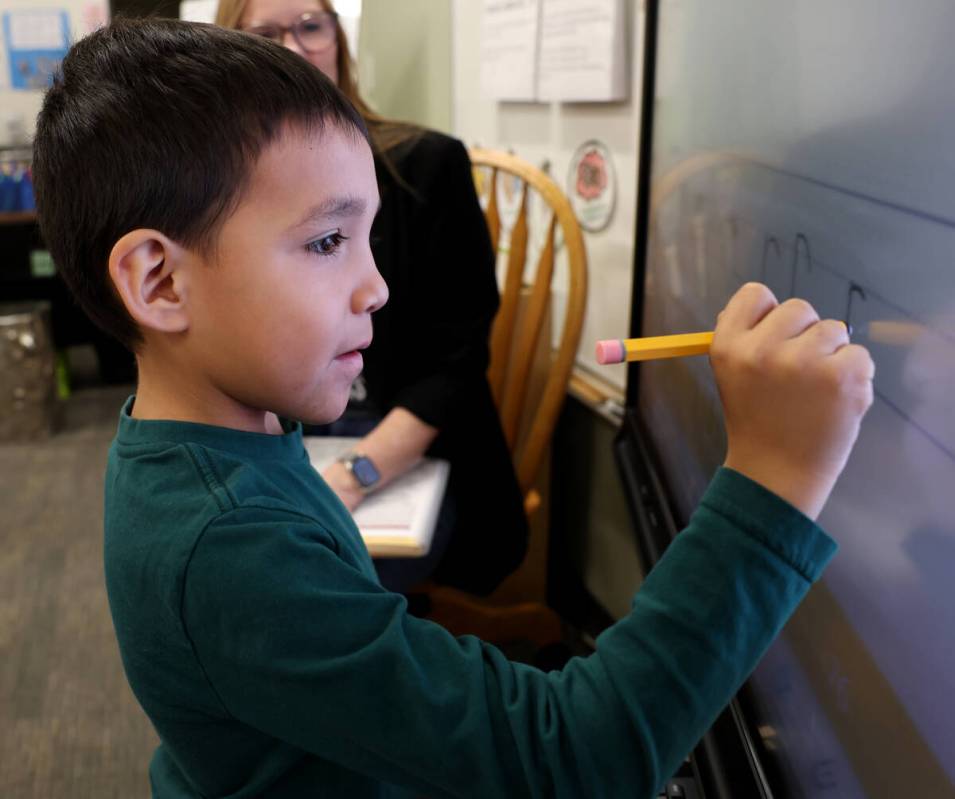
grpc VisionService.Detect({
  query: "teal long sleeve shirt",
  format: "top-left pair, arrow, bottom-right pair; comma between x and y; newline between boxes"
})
103,397 -> 836,798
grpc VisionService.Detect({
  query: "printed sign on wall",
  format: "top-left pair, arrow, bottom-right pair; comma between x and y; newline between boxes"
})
568,139 -> 616,233
2,8 -> 70,90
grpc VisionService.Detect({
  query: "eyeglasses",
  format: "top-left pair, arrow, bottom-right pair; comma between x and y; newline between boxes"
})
243,11 -> 338,54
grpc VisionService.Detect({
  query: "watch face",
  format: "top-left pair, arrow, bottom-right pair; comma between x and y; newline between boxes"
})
351,456 -> 380,488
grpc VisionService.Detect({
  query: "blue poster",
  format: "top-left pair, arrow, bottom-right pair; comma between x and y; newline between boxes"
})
3,9 -> 70,91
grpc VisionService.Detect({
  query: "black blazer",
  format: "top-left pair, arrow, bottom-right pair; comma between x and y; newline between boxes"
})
362,130 -> 528,595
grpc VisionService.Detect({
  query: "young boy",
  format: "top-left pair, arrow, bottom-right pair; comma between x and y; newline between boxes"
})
32,18 -> 874,799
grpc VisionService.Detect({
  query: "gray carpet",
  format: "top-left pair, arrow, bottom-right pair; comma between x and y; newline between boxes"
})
0,380 -> 158,798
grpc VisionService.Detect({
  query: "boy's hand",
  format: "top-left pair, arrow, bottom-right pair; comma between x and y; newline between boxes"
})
711,283 -> 875,520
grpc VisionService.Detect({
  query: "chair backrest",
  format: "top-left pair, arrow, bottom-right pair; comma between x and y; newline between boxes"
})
468,148 -> 588,503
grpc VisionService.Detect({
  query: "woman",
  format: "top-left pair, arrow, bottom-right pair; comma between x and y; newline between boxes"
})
215,0 -> 528,595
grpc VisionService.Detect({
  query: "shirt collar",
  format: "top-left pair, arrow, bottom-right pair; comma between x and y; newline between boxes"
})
115,395 -> 306,462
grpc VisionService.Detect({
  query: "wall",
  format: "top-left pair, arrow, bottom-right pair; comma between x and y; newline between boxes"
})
451,0 -> 647,619
357,0 -> 452,133
0,0 -> 108,143
551,395 -> 643,621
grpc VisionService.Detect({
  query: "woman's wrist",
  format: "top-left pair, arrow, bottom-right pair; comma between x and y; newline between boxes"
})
321,461 -> 366,512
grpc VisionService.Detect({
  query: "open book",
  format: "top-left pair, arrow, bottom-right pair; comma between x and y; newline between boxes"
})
303,437 -> 450,558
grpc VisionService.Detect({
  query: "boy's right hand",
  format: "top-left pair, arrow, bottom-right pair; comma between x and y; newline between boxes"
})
711,283 -> 875,520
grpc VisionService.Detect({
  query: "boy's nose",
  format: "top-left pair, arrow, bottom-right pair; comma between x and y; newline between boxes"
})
353,262 -> 389,315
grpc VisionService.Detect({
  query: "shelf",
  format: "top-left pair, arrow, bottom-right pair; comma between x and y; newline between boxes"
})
0,211 -> 37,226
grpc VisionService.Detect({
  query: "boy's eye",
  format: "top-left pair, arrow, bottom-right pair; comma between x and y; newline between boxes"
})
306,230 -> 348,256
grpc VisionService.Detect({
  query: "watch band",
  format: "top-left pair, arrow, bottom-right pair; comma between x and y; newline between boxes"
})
337,450 -> 381,493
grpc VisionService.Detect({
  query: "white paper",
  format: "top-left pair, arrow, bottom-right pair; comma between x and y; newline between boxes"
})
480,0 -> 541,102
537,0 -> 627,102
179,0 -> 219,23
7,9 -> 67,50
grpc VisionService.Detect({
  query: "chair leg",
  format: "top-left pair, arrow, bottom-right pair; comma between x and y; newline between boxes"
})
421,585 -> 564,648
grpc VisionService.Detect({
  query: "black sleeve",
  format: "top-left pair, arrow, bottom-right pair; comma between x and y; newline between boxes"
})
390,135 -> 499,430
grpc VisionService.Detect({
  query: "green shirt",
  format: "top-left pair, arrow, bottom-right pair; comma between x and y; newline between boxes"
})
104,397 -> 836,798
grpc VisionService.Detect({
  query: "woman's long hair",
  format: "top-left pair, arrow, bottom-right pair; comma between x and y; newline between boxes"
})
214,0 -> 419,155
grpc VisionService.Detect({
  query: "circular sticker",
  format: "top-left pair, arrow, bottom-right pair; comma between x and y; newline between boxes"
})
567,140 -> 617,233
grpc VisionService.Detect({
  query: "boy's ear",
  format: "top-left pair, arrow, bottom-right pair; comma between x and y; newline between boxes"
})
108,229 -> 191,334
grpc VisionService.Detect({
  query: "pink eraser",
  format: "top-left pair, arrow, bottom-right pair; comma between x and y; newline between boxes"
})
595,339 -> 625,365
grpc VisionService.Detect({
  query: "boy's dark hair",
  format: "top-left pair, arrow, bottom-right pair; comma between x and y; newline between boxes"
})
32,17 -> 369,350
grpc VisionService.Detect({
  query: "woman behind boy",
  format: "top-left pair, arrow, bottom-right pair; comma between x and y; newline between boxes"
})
216,0 -> 529,595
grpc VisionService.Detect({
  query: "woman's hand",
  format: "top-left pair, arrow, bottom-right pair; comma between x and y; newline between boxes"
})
320,407 -> 440,514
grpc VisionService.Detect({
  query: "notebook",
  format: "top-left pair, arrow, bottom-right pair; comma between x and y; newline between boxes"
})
303,436 -> 450,558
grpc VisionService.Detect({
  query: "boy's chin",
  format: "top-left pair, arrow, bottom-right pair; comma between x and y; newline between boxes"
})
298,397 -> 350,427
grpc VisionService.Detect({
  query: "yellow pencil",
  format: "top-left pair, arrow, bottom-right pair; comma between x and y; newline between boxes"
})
597,321 -> 851,364
596,332 -> 715,364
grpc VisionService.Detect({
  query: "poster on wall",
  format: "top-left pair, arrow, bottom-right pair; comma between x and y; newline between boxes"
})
537,0 -> 627,102
180,0 -> 218,23
479,0 -> 540,102
567,139 -> 616,233
2,8 -> 70,90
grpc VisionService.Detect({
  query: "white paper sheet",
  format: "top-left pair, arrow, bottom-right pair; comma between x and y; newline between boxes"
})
6,9 -> 67,50
179,0 -> 219,23
479,0 -> 541,102
537,0 -> 627,102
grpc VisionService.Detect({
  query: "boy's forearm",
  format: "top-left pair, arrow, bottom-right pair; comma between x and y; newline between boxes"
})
527,466 -> 836,796
185,468 -> 835,798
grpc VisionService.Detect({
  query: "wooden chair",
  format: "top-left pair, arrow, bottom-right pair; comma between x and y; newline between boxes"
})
413,148 -> 588,648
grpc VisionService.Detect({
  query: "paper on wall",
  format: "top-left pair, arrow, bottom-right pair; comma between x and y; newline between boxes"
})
2,9 -> 70,91
537,0 -> 627,102
6,9 -> 66,49
179,0 -> 218,23
479,0 -> 541,102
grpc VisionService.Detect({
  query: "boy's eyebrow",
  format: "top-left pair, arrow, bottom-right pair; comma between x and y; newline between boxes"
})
288,196 -> 381,231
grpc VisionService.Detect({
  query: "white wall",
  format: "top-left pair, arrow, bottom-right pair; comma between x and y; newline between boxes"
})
358,0 -> 452,133
0,0 -> 108,143
451,0 -> 645,391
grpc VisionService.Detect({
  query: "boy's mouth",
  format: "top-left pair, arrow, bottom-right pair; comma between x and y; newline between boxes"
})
334,340 -> 371,360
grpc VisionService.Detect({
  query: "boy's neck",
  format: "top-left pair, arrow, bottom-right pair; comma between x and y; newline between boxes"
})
131,356 -> 284,435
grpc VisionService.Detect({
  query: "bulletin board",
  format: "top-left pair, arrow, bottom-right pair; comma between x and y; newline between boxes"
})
0,0 -> 108,142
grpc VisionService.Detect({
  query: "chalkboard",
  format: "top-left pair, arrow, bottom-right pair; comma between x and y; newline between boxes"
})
636,1 -> 955,795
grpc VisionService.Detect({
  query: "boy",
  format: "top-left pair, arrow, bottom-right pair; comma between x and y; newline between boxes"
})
32,18 -> 874,799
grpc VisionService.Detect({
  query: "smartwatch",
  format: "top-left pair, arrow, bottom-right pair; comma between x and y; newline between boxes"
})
337,451 -> 381,492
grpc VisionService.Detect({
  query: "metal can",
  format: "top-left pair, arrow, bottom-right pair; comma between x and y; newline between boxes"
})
0,301 -> 57,441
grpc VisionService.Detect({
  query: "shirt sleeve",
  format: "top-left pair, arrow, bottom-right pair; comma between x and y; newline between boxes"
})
389,136 -> 499,430
181,467 -> 836,799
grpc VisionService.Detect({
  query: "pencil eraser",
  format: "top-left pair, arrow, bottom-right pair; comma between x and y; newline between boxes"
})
595,339 -> 625,365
